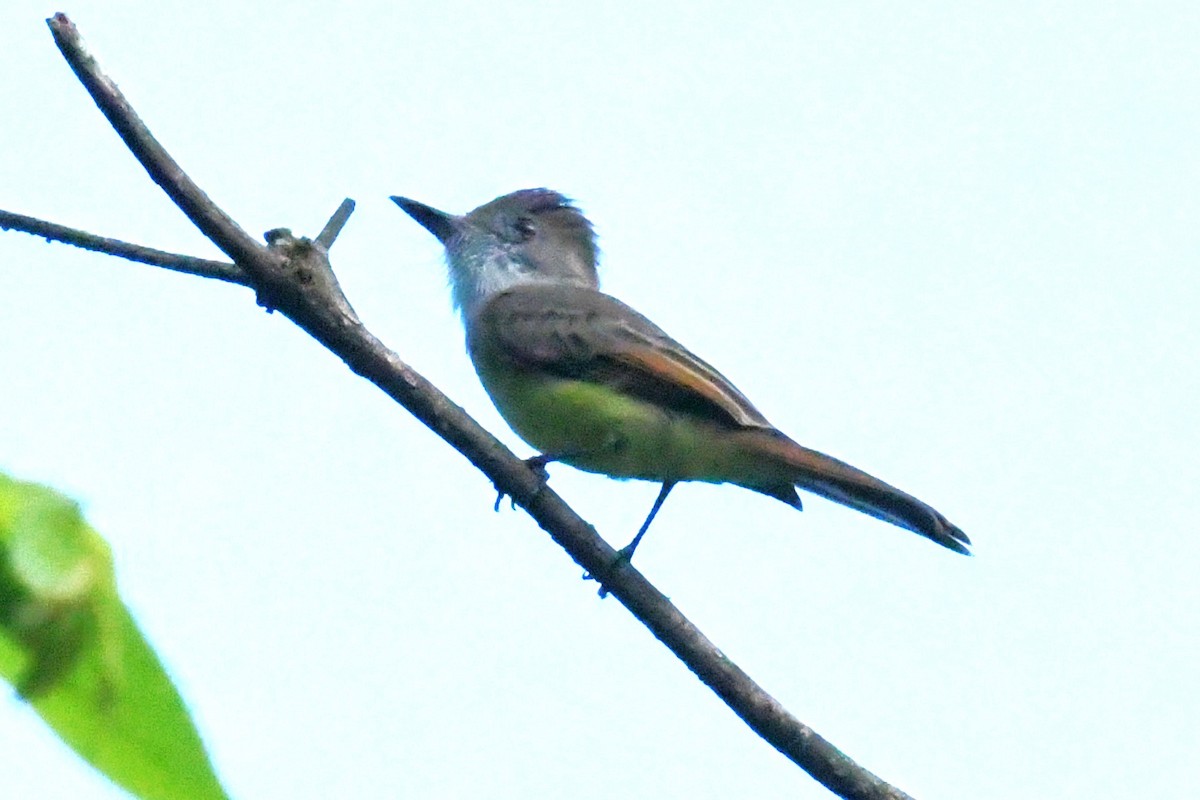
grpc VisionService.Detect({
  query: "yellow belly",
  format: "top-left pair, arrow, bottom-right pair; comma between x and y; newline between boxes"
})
472,357 -> 761,484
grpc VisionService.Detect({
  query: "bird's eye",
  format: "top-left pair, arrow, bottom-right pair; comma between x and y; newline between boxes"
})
513,217 -> 535,241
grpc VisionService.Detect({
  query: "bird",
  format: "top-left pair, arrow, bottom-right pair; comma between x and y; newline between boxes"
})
392,189 -> 969,560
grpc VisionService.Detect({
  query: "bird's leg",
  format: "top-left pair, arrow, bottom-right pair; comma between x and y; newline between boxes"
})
618,481 -> 676,562
493,450 -> 576,511
591,481 -> 676,598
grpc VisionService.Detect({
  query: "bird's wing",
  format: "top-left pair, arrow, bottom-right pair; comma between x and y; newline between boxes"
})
472,283 -> 774,430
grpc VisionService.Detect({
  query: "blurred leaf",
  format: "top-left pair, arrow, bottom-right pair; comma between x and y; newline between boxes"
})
0,472 -> 229,800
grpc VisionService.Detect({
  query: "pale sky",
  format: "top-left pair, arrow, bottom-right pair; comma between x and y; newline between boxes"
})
2,3 -> 1198,798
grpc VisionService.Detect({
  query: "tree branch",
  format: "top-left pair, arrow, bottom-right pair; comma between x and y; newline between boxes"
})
47,16 -> 264,272
12,14 -> 920,800
0,209 -> 246,285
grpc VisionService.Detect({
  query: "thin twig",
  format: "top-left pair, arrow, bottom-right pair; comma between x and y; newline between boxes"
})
28,13 -> 917,800
0,209 -> 247,285
47,14 -> 266,271
315,199 -> 355,250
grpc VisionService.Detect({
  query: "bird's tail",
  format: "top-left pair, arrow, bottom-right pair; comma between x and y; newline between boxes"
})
740,429 -> 971,554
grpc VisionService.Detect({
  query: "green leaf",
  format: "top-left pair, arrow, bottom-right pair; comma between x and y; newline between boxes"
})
0,472 -> 229,800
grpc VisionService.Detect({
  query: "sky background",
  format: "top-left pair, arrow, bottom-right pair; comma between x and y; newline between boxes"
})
2,3 -> 1198,798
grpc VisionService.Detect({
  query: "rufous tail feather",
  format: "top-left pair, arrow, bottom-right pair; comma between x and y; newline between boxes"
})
743,430 -> 970,554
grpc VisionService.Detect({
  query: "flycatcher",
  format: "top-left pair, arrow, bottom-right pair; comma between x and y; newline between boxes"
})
392,189 -> 969,558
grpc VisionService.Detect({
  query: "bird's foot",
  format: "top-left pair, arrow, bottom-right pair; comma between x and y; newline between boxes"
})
493,455 -> 553,512
582,544 -> 638,599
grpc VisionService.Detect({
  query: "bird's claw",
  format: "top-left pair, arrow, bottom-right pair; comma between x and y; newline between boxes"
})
493,455 -> 553,512
582,546 -> 636,598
